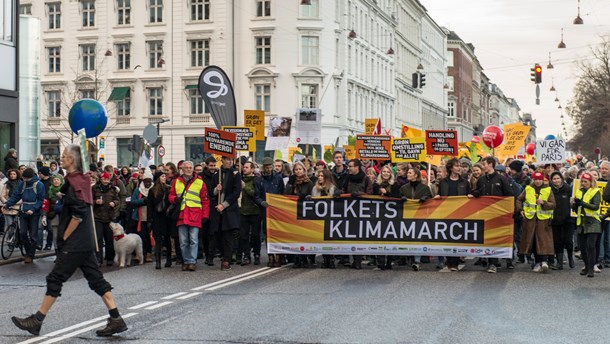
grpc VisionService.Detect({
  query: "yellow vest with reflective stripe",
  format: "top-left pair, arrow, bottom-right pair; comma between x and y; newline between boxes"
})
523,185 -> 553,220
575,187 -> 601,226
174,178 -> 204,211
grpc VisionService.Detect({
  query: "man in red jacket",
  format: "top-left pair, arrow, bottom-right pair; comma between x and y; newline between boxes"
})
169,161 -> 210,271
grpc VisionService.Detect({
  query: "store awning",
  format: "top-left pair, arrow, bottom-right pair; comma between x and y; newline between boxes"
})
185,84 -> 198,90
107,87 -> 130,101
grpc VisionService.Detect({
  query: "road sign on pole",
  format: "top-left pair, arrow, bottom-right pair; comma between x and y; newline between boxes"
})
158,145 -> 166,157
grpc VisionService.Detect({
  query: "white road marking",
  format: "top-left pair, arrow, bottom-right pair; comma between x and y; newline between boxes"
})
36,313 -> 137,344
15,315 -> 109,344
205,268 -> 280,291
128,301 -> 158,310
16,337 -> 49,344
144,301 -> 173,310
177,292 -> 202,300
191,267 -> 270,291
161,292 -> 189,300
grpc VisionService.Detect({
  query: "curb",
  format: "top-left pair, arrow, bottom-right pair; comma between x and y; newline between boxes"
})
0,251 -> 56,266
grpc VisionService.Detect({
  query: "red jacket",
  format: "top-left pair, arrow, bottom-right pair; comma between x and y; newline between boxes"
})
169,174 -> 210,228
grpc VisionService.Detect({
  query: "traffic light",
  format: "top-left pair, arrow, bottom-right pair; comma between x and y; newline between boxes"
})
129,134 -> 142,152
412,72 -> 419,88
530,64 -> 542,84
419,72 -> 426,88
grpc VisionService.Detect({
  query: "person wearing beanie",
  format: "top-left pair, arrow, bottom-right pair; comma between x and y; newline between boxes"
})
573,172 -> 601,277
549,171 -> 576,270
131,169 -> 155,263
147,171 -> 172,269
516,171 -> 556,273
92,171 -> 120,267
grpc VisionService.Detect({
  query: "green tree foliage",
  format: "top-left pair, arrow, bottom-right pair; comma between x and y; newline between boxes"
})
568,38 -> 610,156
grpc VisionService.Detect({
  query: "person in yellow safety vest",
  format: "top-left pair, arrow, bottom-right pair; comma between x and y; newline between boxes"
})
516,171 -> 556,273
572,172 -> 601,278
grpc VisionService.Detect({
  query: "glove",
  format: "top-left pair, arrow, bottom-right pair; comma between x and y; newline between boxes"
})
305,195 -> 312,201
419,196 -> 429,203
41,216 -> 47,226
574,198 -> 582,207
261,201 -> 269,208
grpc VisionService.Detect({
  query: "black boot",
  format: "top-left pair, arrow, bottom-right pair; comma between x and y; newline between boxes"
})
154,243 -> 162,269
567,252 -> 575,268
95,316 -> 128,337
165,245 -> 172,268
551,253 -> 563,270
11,314 -> 42,336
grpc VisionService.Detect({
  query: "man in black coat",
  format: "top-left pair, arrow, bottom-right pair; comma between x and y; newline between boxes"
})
209,156 -> 242,271
198,156 -> 218,262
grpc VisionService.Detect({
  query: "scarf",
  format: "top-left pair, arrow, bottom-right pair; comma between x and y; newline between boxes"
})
295,174 -> 309,185
65,172 -> 93,205
48,175 -> 64,199
396,175 -> 408,187
347,170 -> 366,184
138,181 -> 151,197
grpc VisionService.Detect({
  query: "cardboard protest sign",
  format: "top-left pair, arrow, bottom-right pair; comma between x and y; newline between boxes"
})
288,147 -> 302,163
425,130 -> 458,156
496,123 -> 530,159
295,108 -> 322,144
244,110 -> 265,141
343,145 -> 356,160
355,135 -> 392,159
265,117 -> 292,151
391,137 -> 426,162
536,139 -> 566,164
402,125 -> 424,139
365,119 -> 379,135
204,127 -> 237,158
221,126 -> 256,152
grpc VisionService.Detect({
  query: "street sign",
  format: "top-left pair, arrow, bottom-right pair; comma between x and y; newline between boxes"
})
158,145 -> 166,157
143,124 -> 158,145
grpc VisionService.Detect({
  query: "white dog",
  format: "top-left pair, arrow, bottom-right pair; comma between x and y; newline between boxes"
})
109,222 -> 144,268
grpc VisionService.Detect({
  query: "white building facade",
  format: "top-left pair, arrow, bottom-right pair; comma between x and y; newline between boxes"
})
26,0 -> 447,166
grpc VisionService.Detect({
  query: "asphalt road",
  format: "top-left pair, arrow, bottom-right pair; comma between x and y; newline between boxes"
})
0,255 -> 609,344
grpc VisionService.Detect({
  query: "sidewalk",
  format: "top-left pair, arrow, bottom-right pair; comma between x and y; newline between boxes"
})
0,249 -> 56,266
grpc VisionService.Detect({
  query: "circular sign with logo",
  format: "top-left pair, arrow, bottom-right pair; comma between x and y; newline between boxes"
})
158,145 -> 166,157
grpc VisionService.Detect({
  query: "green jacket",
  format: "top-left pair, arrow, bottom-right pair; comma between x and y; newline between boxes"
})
240,175 -> 260,216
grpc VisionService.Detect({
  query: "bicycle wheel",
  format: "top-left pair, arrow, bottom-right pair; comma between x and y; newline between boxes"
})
1,223 -> 17,259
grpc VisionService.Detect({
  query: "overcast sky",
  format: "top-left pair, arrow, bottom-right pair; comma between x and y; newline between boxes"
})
421,0 -> 610,140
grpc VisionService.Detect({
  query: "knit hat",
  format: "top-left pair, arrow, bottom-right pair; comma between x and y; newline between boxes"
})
420,170 -> 428,180
315,160 -> 326,167
581,172 -> 593,182
262,157 -> 274,166
508,160 -> 524,173
495,164 -> 506,173
153,171 -> 165,182
149,164 -> 157,171
100,172 -> 112,180
38,166 -> 51,177
142,169 -> 154,180
22,168 -> 35,179
460,157 -> 472,167
532,172 -> 545,181
132,172 -> 140,180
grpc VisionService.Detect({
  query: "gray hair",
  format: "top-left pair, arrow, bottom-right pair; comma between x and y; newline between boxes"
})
182,161 -> 194,168
600,161 -> 610,169
65,144 -> 84,172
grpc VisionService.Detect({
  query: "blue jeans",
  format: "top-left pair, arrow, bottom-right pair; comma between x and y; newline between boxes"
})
20,214 -> 40,258
179,225 -> 199,264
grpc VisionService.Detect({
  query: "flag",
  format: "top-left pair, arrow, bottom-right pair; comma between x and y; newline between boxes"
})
373,118 -> 382,135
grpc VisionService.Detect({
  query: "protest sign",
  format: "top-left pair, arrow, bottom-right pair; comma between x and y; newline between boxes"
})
204,127 -> 237,158
288,147 -> 302,163
365,119 -> 379,135
426,130 -> 458,156
391,137 -> 426,162
355,135 -> 392,159
265,117 -> 292,151
244,110 -> 265,141
536,139 -> 566,164
266,195 -> 514,258
295,108 -> 322,144
496,123 -> 530,159
221,126 -> 256,152
343,145 -> 356,160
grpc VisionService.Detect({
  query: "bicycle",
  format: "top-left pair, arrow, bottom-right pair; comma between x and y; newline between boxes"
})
1,210 -> 26,260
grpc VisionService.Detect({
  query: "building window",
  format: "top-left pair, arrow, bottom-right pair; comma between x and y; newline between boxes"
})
190,39 -> 210,67
189,89 -> 208,115
190,0 -> 210,21
48,2 -> 61,30
185,137 -> 208,164
48,47 -> 61,73
81,89 -> 95,99
81,44 -> 96,71
20,4 -> 32,15
117,138 -> 136,167
82,0 -> 95,28
301,36 -> 319,65
148,41 -> 163,68
41,140 -> 61,163
117,0 -> 131,25
301,84 -> 318,108
255,84 -> 271,112
117,90 -> 131,116
148,87 -> 163,115
255,37 -> 271,65
47,91 -> 61,118
149,0 -> 163,23
256,0 -> 271,17
300,0 -> 318,17
116,43 -> 130,70
447,101 -> 455,117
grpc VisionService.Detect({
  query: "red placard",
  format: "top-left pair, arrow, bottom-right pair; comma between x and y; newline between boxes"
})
204,127 -> 237,158
425,130 -> 458,156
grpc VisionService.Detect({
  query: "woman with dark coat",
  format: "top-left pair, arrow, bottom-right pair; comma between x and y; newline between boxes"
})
573,172 -> 601,278
285,161 -> 314,268
147,172 -> 172,269
4,148 -> 18,173
209,156 -> 242,271
92,172 -> 120,267
550,171 -> 576,270
119,167 -> 131,186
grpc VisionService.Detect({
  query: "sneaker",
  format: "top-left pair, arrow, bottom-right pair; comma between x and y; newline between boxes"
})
95,316 -> 128,337
487,264 -> 497,273
506,261 -> 515,269
188,264 -> 196,272
532,263 -> 541,273
11,314 -> 42,336
449,266 -> 459,272
541,261 -> 549,273
181,264 -> 188,271
411,263 -> 420,271
24,256 -> 33,264
594,265 -> 601,273
241,258 -> 251,266
221,261 -> 231,271
43,245 -> 52,251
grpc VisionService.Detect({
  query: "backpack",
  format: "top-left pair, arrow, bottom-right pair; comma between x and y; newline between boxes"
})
21,180 -> 40,197
508,177 -> 523,198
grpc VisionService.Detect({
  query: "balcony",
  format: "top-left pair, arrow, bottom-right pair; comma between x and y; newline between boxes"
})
116,116 -> 131,125
47,117 -> 61,126
189,115 -> 211,124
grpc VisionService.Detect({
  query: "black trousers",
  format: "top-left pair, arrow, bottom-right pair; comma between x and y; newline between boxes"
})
95,221 -> 114,263
552,222 -> 575,256
46,250 -> 113,298
579,232 -> 599,274
209,230 -> 237,262
138,221 -> 151,254
240,214 -> 261,258
19,215 -> 39,258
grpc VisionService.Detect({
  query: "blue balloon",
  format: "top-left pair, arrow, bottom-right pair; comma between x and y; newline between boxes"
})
544,134 -> 556,140
68,99 -> 108,138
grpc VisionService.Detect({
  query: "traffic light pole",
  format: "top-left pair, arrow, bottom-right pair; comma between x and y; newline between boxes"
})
535,84 -> 540,105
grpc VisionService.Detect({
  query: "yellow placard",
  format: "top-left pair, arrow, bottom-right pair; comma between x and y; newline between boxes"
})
221,126 -> 256,152
244,110 -> 265,141
401,125 -> 425,139
496,123 -> 531,160
343,145 -> 356,160
391,137 -> 426,162
426,155 -> 443,167
365,118 -> 379,135
288,147 -> 302,163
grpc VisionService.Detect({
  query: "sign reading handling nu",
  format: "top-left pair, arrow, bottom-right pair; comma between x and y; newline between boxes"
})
267,195 -> 515,258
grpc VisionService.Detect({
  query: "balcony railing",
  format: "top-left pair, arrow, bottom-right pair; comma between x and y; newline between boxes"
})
189,115 -> 211,123
116,116 -> 131,125
47,117 -> 61,126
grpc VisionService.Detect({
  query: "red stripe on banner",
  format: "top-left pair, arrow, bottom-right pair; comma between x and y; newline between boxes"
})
484,213 -> 515,229
445,197 -> 505,219
485,234 -> 514,246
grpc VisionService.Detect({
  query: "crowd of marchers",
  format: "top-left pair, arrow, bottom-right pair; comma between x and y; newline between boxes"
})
2,147 -> 610,278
